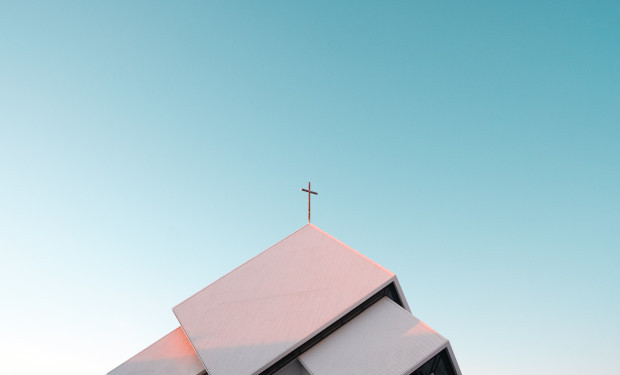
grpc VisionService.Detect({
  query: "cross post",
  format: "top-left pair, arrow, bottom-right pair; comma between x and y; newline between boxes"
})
300,182 -> 318,223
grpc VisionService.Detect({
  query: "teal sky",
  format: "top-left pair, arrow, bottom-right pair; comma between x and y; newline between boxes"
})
1,2 -> 618,374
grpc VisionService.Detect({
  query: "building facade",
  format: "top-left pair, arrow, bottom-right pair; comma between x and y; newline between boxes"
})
109,224 -> 461,375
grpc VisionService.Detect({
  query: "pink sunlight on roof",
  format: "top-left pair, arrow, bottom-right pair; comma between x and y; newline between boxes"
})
108,327 -> 204,375
173,224 -> 399,375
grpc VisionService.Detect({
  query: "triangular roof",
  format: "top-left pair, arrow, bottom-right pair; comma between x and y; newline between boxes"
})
173,224 -> 402,375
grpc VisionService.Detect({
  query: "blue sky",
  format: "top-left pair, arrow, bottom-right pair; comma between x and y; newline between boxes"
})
1,1 -> 618,374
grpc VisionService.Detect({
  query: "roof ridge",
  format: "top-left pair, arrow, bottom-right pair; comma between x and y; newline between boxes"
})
172,224 -> 312,311
308,223 -> 394,276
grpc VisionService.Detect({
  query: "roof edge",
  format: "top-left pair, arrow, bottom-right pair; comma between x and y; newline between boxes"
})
107,326 -> 204,375
308,223 -> 395,277
172,224 -> 312,311
255,276 -> 398,375
173,224 -> 394,312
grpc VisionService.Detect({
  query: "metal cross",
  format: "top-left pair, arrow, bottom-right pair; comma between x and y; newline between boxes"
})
300,182 -> 318,223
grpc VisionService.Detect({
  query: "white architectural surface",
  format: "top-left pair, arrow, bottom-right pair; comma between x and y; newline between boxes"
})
300,297 -> 449,375
108,327 -> 205,375
108,224 -> 461,375
173,224 -> 398,375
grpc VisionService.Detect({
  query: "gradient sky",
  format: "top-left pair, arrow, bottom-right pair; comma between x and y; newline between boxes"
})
1,2 -> 618,374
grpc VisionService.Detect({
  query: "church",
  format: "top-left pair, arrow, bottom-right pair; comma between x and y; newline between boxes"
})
108,224 -> 462,375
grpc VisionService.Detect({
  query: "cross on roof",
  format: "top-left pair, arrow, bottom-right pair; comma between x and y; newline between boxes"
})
301,182 -> 318,223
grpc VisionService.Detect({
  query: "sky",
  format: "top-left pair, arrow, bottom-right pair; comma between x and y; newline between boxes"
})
0,1 -> 618,374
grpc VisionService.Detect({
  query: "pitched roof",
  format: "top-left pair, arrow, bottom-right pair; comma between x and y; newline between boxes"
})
107,327 -> 204,375
173,224 -> 397,375
299,297 -> 449,375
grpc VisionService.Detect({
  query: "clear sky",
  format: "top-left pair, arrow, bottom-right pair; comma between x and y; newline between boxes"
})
1,1 -> 618,374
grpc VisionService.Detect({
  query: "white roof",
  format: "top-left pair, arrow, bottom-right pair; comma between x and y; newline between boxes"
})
173,224 -> 398,375
107,327 -> 204,375
299,297 -> 448,375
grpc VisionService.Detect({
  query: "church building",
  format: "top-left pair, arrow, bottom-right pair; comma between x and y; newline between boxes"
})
108,224 -> 462,375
